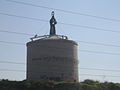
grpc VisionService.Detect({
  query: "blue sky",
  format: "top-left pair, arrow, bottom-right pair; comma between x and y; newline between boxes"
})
0,0 -> 120,82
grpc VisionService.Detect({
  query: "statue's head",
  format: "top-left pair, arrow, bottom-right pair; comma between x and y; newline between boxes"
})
51,11 -> 54,16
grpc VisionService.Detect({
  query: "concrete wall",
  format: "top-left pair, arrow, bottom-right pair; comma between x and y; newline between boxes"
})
27,39 -> 79,81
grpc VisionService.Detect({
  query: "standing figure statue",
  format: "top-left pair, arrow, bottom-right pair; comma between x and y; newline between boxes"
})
50,11 -> 57,35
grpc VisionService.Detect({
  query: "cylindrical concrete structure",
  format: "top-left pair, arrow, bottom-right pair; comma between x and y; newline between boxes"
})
27,37 -> 79,81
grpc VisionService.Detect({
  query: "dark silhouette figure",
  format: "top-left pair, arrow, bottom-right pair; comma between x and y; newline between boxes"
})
50,11 -> 57,35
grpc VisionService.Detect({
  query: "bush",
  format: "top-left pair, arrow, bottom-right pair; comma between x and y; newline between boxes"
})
0,79 -> 120,90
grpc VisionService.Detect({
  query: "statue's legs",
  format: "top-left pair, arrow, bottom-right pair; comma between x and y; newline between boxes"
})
50,25 -> 56,35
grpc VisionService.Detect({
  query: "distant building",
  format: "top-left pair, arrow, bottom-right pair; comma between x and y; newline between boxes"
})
26,11 -> 79,82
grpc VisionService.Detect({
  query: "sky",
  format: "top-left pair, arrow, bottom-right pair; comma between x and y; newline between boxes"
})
0,0 -> 120,82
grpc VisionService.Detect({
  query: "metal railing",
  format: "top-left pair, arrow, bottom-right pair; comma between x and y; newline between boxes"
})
30,35 -> 68,41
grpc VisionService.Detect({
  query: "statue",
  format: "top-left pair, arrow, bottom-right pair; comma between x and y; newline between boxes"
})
50,11 -> 57,35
